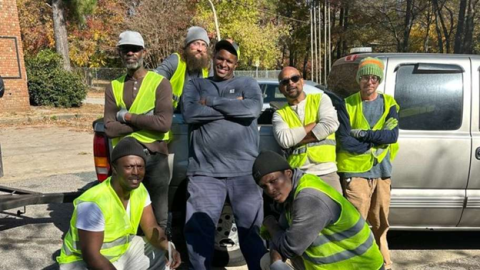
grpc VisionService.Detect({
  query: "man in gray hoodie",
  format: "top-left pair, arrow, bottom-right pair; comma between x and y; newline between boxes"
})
181,40 -> 267,270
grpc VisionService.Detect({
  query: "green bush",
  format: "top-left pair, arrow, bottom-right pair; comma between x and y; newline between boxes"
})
26,50 -> 87,107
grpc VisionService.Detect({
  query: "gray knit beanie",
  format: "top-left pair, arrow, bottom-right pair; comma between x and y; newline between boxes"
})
184,26 -> 210,47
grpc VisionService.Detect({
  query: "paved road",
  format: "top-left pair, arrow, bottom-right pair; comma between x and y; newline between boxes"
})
2,126 -> 480,270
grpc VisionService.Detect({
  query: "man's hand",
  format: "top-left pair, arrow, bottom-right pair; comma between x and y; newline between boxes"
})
166,243 -> 182,269
270,249 -> 283,263
236,96 -> 244,100
383,117 -> 398,130
116,108 -> 128,123
350,129 -> 366,139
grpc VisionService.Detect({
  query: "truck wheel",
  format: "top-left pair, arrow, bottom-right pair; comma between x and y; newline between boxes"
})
212,203 -> 246,267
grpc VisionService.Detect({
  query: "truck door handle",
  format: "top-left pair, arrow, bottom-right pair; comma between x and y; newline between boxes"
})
476,147 -> 480,160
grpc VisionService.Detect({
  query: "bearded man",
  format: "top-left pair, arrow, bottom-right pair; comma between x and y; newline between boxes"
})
155,26 -> 212,109
103,30 -> 173,230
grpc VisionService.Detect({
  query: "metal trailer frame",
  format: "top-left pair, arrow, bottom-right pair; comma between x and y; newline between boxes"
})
0,185 -> 84,214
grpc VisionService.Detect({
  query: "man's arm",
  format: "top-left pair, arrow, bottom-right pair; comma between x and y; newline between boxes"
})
78,230 -> 116,270
361,106 -> 399,145
272,111 -> 308,149
125,79 -> 173,133
104,84 -> 137,138
265,190 -> 341,259
204,78 -> 263,119
76,202 -> 115,270
155,54 -> 178,79
181,79 -> 225,124
140,204 -> 181,269
332,93 -> 372,154
311,94 -> 340,140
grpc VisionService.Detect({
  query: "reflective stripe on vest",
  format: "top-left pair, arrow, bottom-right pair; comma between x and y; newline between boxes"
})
337,92 -> 400,173
111,71 -> 169,146
286,174 -> 384,269
276,94 -> 336,168
170,53 -> 209,108
56,178 -> 148,264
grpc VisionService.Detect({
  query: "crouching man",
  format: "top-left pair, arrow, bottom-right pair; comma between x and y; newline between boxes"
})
253,151 -> 384,270
57,137 -> 181,270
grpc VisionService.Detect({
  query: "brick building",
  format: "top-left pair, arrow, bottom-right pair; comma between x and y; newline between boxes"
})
0,0 -> 30,112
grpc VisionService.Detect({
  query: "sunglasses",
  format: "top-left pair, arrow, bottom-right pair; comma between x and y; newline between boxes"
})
279,75 -> 301,86
119,45 -> 144,54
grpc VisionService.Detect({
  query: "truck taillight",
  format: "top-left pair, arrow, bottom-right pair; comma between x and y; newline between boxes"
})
93,133 -> 110,182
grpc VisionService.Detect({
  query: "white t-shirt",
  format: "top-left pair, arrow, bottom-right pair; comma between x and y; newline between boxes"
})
76,193 -> 151,232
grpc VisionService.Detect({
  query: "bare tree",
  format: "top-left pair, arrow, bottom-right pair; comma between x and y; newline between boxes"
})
125,0 -> 195,68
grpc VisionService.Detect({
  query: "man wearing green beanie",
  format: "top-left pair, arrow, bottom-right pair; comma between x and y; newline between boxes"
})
336,57 -> 399,270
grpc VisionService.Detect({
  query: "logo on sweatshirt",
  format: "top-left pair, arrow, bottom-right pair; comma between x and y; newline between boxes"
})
229,89 -> 235,94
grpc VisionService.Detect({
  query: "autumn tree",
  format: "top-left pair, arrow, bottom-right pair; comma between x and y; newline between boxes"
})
195,0 -> 287,69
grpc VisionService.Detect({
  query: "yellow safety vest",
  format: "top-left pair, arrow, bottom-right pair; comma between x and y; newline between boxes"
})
337,92 -> 400,173
111,71 -> 169,146
170,53 -> 209,108
57,177 -> 148,264
287,174 -> 384,270
276,94 -> 336,168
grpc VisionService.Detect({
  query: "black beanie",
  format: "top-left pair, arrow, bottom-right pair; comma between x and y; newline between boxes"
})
252,151 -> 292,183
111,137 -> 147,164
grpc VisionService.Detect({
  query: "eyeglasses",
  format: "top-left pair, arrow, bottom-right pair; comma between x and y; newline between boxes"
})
119,45 -> 144,54
279,75 -> 301,86
360,75 -> 380,83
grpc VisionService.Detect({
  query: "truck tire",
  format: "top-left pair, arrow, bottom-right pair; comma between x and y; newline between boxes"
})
212,203 -> 246,267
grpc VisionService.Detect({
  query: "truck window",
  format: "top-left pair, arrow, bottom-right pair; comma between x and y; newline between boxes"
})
394,64 -> 463,130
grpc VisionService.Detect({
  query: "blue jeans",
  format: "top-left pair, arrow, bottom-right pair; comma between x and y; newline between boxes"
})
184,175 -> 267,270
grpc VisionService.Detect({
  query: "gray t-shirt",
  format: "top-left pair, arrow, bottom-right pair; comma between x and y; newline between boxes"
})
271,169 -> 341,259
345,94 -> 393,179
181,76 -> 263,177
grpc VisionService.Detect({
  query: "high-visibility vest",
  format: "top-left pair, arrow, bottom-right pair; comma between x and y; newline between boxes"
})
170,53 -> 209,108
111,71 -> 169,146
337,92 -> 400,173
276,94 -> 336,168
286,174 -> 384,270
56,177 -> 148,264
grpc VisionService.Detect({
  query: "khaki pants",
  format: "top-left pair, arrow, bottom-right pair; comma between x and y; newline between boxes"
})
343,177 -> 392,269
319,171 -> 343,195
260,252 -> 301,270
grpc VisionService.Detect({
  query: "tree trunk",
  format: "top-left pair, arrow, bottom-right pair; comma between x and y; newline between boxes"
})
52,0 -> 71,71
433,5 -> 444,53
454,0 -> 467,53
463,0 -> 478,53
336,6 -> 345,59
402,0 -> 413,52
423,0 -> 432,52
341,4 -> 349,57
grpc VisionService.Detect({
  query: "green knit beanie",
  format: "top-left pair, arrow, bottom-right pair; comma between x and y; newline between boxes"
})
356,57 -> 384,84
